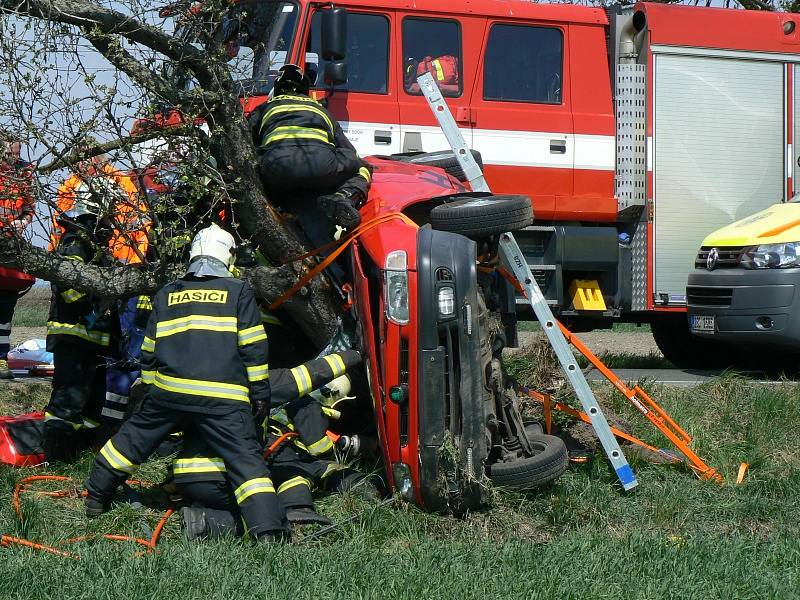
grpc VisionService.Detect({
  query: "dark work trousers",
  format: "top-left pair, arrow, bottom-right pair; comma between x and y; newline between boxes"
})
104,297 -> 145,426
43,339 -> 107,462
0,290 -> 19,359
258,142 -> 363,197
86,400 -> 288,537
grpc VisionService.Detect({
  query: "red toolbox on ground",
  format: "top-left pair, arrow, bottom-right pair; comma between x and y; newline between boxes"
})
0,412 -> 44,466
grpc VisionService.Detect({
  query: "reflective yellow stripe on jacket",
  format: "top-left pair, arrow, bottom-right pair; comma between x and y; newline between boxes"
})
46,321 -> 111,346
260,104 -> 334,139
246,363 -> 269,383
323,354 -> 347,378
141,336 -> 155,353
238,325 -> 267,346
262,126 -> 332,147
152,371 -> 250,403
290,364 -> 313,396
136,296 -> 153,310
173,457 -> 227,476
60,289 -> 86,303
358,166 -> 372,183
155,315 -> 238,339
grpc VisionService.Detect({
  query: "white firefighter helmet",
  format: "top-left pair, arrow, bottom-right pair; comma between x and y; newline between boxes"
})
319,374 -> 353,405
189,223 -> 236,268
64,181 -> 102,219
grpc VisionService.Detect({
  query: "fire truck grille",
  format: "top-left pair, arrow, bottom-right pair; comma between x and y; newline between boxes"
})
686,286 -> 733,307
695,246 -> 746,269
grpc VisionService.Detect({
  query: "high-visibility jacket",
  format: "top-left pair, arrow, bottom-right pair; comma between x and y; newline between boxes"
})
253,94 -> 351,151
49,166 -> 149,263
406,55 -> 460,95
105,166 -> 149,265
46,224 -> 116,350
171,350 -> 361,484
140,274 -> 270,415
0,160 -> 34,227
49,174 -> 82,251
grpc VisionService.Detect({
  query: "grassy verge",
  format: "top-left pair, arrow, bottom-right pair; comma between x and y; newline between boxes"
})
12,287 -> 49,327
1,378 -> 799,598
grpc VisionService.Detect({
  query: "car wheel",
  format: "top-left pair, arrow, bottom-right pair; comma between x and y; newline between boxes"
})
390,149 -> 484,182
430,195 -> 533,238
487,433 -> 568,490
650,314 -> 739,369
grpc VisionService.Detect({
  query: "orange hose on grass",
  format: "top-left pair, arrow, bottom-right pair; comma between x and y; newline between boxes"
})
1,534 -> 79,560
6,474 -> 175,559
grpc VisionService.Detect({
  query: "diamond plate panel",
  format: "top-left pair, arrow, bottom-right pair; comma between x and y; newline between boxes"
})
616,64 -> 646,216
631,214 -> 648,312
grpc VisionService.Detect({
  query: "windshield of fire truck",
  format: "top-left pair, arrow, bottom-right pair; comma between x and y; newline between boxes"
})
166,1 -> 299,96
224,0 -> 298,95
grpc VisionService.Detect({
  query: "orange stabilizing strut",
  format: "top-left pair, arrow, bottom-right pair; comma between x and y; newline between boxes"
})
555,321 -> 723,484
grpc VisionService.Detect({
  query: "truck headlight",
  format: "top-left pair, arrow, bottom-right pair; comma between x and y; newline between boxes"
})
384,250 -> 409,324
741,242 -> 800,269
438,286 -> 455,317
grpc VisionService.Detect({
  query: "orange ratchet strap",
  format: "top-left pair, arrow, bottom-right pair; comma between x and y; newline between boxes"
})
269,211 -> 417,310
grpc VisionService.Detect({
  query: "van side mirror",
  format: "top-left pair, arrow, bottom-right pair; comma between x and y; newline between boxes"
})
324,61 -> 347,87
321,7 -> 347,61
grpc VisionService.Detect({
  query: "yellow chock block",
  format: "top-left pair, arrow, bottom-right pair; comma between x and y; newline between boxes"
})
569,279 -> 606,311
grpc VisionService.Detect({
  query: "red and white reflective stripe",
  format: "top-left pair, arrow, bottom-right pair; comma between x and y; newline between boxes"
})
340,120 -> 615,171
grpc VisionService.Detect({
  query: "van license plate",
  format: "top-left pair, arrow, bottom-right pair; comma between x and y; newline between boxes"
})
690,316 -> 715,333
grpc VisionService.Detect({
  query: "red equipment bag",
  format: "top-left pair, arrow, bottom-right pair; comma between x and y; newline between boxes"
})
417,55 -> 459,86
0,412 -> 44,467
0,266 -> 35,292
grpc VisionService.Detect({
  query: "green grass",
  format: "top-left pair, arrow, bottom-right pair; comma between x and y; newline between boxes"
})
12,287 -> 49,327
576,351 -> 674,370
518,321 -> 653,333
1,377 -> 799,598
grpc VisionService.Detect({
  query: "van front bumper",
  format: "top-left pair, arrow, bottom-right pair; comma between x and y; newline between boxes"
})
686,267 -> 800,348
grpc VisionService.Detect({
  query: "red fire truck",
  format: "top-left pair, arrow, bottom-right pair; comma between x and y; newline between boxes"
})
221,0 -> 800,367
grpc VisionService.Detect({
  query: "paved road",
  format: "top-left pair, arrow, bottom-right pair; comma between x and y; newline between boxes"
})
584,367 -> 789,387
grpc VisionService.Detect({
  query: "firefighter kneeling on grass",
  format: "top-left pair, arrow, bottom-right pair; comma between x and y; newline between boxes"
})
175,351 -> 381,539
84,224 -> 289,542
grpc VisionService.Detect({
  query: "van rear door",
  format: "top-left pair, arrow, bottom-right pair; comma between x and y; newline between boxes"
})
470,20 -> 574,220
305,8 -> 401,155
395,13 -> 478,153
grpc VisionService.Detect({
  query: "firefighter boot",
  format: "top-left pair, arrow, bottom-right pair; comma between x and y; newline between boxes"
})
85,495 -> 109,518
317,191 -> 362,230
181,506 -> 243,541
285,507 -> 332,527
0,359 -> 14,380
43,425 -> 82,464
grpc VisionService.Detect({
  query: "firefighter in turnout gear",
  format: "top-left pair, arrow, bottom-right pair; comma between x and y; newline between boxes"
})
173,350 -> 379,538
250,64 -> 372,236
43,182 -> 117,463
0,131 -> 35,379
85,224 -> 289,541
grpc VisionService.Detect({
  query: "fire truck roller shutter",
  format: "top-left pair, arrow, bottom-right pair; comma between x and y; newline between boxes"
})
653,54 -> 784,303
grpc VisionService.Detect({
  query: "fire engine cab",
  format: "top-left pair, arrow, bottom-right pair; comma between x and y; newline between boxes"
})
224,0 -> 800,367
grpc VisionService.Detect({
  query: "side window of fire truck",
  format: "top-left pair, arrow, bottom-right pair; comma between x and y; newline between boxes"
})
308,12 -> 390,94
401,18 -> 462,98
483,24 -> 563,104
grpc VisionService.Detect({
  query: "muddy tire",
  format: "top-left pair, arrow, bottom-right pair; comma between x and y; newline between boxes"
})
430,195 -> 533,238
390,149 -> 483,182
487,433 -> 568,489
